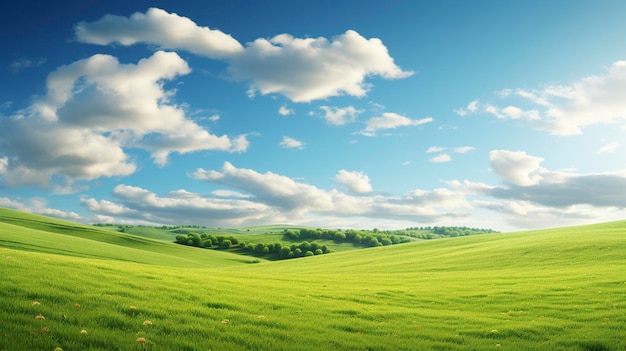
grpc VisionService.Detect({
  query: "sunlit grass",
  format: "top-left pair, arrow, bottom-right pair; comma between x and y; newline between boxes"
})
0,208 -> 625,350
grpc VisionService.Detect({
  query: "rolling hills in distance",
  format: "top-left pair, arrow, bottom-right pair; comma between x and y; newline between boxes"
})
1,207 -> 624,350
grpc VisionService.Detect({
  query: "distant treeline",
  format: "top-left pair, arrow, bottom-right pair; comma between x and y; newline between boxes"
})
173,233 -> 330,259
284,228 -> 411,247
405,226 -> 499,238
93,223 -> 207,231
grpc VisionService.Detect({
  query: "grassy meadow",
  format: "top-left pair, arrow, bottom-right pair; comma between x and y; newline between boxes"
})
1,207 -> 625,350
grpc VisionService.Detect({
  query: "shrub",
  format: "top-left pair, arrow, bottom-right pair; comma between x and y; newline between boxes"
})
219,240 -> 232,249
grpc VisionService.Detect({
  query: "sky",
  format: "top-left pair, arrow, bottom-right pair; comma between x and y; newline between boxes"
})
1,0 -> 626,232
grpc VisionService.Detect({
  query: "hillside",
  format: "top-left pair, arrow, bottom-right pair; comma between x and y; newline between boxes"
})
0,208 -> 261,267
1,208 -> 625,350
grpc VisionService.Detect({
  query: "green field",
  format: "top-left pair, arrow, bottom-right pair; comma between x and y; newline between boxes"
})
1,207 -> 625,350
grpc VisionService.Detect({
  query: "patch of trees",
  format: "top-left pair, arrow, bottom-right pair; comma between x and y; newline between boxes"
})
173,232 -> 331,260
174,233 -> 239,249
404,226 -> 498,238
283,228 -> 411,248
238,241 -> 330,259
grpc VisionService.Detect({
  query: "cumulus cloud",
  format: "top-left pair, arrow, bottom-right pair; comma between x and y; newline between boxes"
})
228,30 -> 413,102
471,200 -> 612,230
0,197 -> 81,220
186,162 -> 468,223
447,149 -> 626,228
359,113 -> 433,136
489,150 -> 545,186
82,184 -> 273,226
279,136 -> 304,149
74,7 -> 243,59
335,170 -> 372,194
74,8 -> 411,103
0,51 -> 246,187
278,106 -> 293,116
429,154 -> 451,163
319,105 -> 362,126
82,153 -> 626,230
461,61 -> 626,135
453,99 -> 479,116
426,146 -> 446,153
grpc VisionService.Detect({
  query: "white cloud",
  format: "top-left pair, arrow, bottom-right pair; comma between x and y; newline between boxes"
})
453,146 -> 475,154
360,113 -> 433,136
597,141 -> 619,154
74,8 -> 411,103
187,162 -> 468,223
319,105 -> 363,126
454,99 -> 479,116
0,51 -> 246,187
449,149 -> 626,229
0,197 -> 81,220
470,61 -> 626,135
472,200 -> 616,230
74,7 -> 243,59
228,30 -> 413,102
190,162 -> 334,216
86,154 -> 626,230
82,184 -> 273,226
489,150 -> 545,186
429,154 -> 451,163
426,146 -> 446,153
335,170 -> 372,194
278,105 -> 293,116
279,136 -> 304,149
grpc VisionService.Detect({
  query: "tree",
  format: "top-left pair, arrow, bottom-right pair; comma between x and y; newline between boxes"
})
279,246 -> 291,258
189,233 -> 202,247
219,240 -> 232,249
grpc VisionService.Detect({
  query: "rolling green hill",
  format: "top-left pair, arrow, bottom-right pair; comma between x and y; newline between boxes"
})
0,208 -> 624,350
0,208 -> 262,267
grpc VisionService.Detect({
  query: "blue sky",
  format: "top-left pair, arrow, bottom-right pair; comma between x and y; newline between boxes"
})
1,0 -> 626,231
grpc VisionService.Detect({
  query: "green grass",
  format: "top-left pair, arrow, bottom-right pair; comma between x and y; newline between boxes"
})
0,208 -> 262,267
1,208 -> 625,350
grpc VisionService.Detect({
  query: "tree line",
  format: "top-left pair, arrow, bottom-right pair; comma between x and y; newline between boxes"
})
174,232 -> 331,260
283,228 -> 411,247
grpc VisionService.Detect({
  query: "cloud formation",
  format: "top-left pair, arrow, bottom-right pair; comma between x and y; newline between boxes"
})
278,106 -> 293,116
185,162 -> 468,223
0,51 -> 246,187
457,61 -> 626,135
447,149 -> 626,228
75,7 -> 244,59
429,154 -> 451,163
335,170 -> 372,194
81,185 -> 272,226
279,136 -> 304,149
74,8 -> 411,103
0,197 -> 81,220
360,113 -> 433,136
319,106 -> 362,126
228,30 -> 413,102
